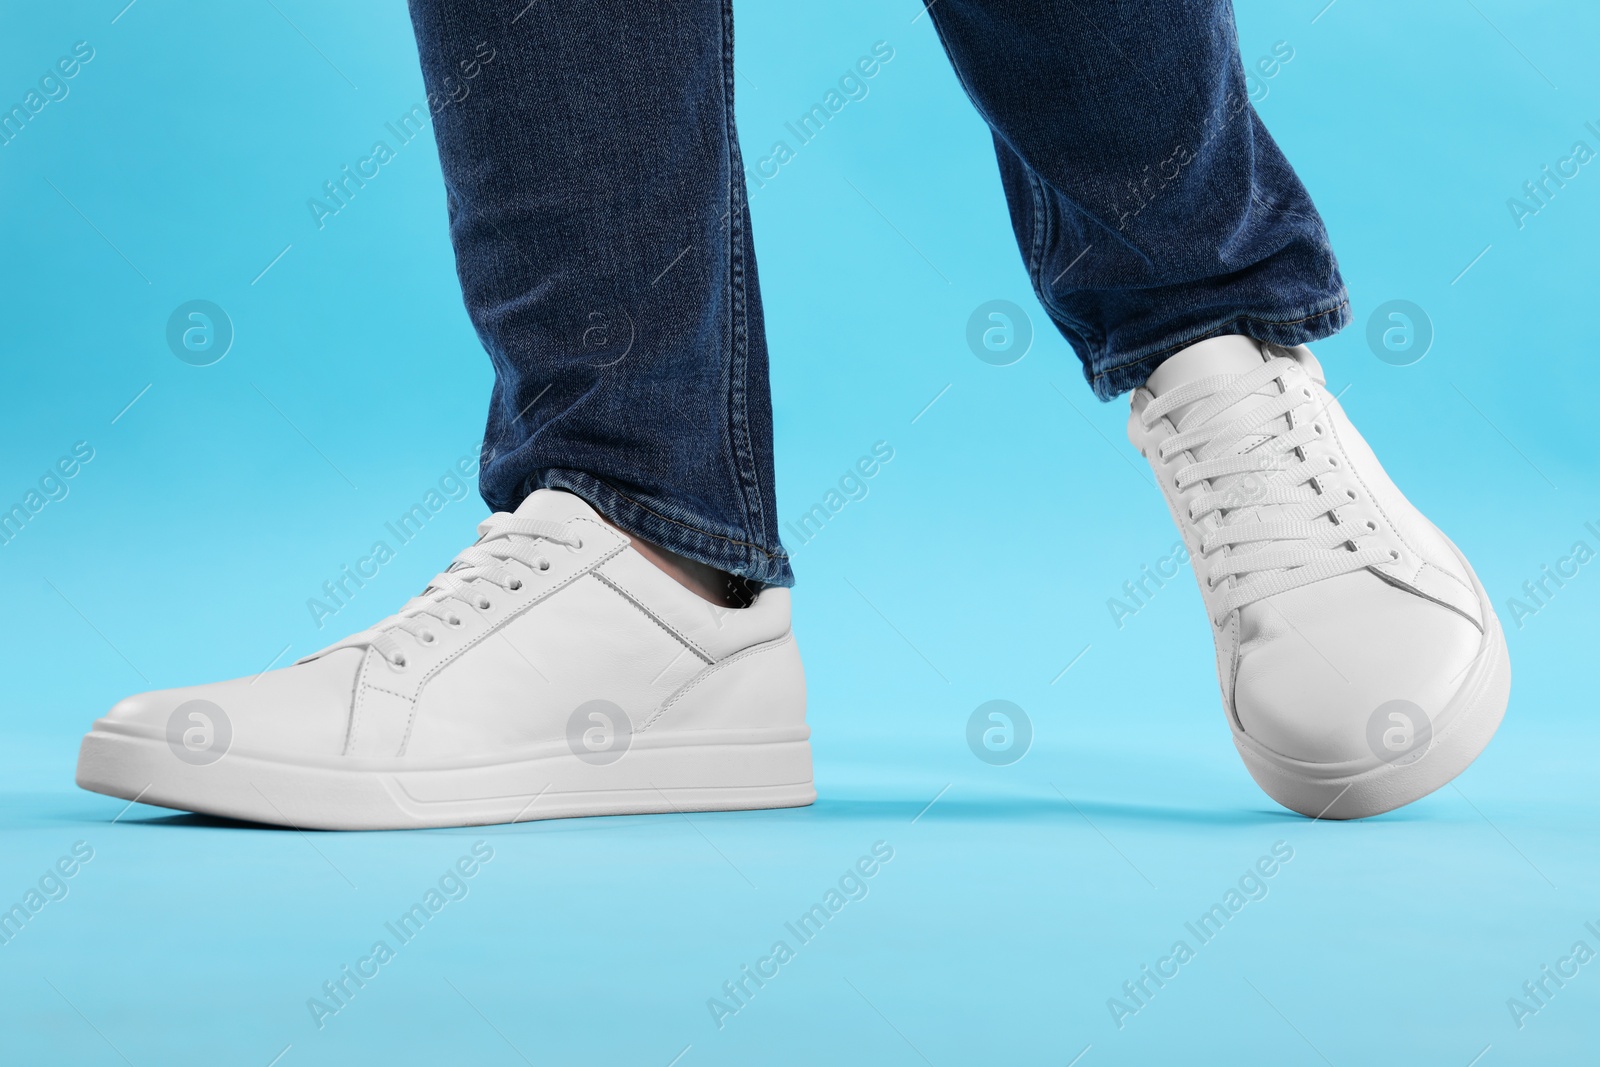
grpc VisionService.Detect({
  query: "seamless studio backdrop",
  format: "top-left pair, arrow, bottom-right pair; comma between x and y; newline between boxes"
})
3,1 -> 1599,1064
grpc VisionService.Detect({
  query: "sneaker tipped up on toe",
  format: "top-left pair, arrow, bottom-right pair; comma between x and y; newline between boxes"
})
1129,335 -> 1511,819
76,490 -> 815,830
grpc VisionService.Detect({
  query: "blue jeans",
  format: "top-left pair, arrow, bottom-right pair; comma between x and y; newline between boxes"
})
408,0 -> 1349,588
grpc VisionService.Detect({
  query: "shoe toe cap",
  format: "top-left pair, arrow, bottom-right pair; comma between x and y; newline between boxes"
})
1232,575 -> 1482,766
94,648 -> 365,761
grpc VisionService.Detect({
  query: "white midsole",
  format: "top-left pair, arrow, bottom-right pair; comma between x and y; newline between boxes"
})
76,727 -> 816,831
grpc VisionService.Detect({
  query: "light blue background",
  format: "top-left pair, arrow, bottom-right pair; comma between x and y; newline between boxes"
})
3,1 -> 1597,1063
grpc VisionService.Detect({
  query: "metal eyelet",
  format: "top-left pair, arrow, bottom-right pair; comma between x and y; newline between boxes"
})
508,579 -> 523,591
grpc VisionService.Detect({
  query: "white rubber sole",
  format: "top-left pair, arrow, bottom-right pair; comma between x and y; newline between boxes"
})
76,726 -> 815,831
1231,543 -> 1511,820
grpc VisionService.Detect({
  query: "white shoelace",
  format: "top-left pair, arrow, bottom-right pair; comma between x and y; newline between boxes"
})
1141,358 -> 1395,624
335,513 -> 580,667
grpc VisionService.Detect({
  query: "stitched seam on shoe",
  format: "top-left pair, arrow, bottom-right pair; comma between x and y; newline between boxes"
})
357,683 -> 413,756
345,660 -> 374,756
638,631 -> 794,733
346,664 -> 414,758
391,523 -> 627,756
1318,399 -> 1426,578
1416,558 -> 1476,601
1371,562 -> 1484,631
343,654 -> 370,755
1297,376 -> 1420,590
1224,614 -> 1243,731
591,570 -> 714,663
1312,389 -> 1478,621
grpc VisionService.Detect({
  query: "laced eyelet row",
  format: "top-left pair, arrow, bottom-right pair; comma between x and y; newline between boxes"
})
471,546 -> 576,610
359,518 -> 588,670
397,617 -> 461,663
1141,363 -> 1400,621
426,560 -> 549,637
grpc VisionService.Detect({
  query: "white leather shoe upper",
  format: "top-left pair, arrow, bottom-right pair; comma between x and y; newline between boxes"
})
1129,336 -> 1487,766
102,648 -> 366,762
99,489 -> 800,764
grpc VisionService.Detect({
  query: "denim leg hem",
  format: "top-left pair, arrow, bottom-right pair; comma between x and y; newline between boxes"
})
528,470 -> 795,588
1085,295 -> 1351,401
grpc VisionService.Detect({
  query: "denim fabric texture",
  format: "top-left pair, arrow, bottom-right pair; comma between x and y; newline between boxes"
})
408,0 -> 1349,587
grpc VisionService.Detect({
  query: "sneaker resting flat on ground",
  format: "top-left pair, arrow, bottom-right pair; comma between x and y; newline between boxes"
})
1128,335 -> 1510,819
76,489 -> 814,830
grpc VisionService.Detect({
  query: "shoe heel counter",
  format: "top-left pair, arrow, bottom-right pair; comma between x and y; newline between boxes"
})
643,633 -> 807,734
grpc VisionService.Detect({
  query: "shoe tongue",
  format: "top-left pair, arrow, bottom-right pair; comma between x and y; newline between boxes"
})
1147,335 -> 1269,410
1146,334 -> 1283,446
511,488 -> 603,524
1147,336 -> 1300,556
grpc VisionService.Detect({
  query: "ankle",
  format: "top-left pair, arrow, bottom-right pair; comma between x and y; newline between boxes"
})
602,519 -> 752,608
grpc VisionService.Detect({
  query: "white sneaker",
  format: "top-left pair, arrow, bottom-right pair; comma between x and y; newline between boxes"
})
1128,336 -> 1510,819
76,489 -> 814,829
